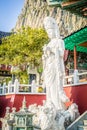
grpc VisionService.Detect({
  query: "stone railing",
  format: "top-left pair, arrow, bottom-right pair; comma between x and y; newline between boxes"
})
64,71 -> 87,86
0,79 -> 45,95
0,71 -> 87,95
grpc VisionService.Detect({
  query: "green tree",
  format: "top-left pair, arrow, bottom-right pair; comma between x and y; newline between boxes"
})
0,27 -> 48,66
0,27 -> 48,82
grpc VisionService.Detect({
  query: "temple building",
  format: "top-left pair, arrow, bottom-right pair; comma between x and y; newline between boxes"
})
47,0 -> 87,18
64,26 -> 87,72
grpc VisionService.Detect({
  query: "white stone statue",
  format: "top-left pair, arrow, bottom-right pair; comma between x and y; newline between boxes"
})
42,16 -> 69,110
39,101 -> 56,130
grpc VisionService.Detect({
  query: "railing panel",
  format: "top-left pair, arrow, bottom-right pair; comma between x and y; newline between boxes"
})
0,72 -> 87,95
19,84 -> 32,93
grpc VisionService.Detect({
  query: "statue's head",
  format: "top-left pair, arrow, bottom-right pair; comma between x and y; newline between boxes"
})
43,16 -> 60,39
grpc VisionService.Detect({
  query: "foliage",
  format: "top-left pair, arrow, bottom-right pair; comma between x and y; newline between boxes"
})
19,70 -> 29,84
0,27 -> 48,68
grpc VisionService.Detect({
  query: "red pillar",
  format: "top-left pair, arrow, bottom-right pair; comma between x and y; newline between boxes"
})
74,46 -> 77,70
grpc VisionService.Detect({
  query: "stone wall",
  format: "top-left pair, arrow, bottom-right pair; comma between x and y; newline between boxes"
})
14,0 -> 87,37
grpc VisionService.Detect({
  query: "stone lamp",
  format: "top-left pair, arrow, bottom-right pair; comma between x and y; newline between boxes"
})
14,97 -> 34,130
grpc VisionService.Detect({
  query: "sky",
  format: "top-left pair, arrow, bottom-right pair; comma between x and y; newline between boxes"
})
0,0 -> 24,32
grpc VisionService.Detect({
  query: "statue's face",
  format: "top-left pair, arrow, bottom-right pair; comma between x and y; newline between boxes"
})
46,28 -> 56,39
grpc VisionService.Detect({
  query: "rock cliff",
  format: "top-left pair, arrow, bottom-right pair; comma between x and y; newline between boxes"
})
14,0 -> 87,37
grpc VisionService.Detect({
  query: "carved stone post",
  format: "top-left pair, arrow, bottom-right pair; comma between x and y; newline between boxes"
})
14,79 -> 19,93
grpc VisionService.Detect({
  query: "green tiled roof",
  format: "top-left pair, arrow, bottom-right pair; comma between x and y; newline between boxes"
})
64,26 -> 87,53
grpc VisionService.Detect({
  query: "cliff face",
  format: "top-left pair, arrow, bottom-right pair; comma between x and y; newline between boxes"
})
14,0 -> 87,37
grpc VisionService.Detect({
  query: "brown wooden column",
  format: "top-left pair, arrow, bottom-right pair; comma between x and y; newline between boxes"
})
74,46 -> 77,69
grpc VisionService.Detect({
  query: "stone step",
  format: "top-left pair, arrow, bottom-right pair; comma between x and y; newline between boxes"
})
78,125 -> 87,130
